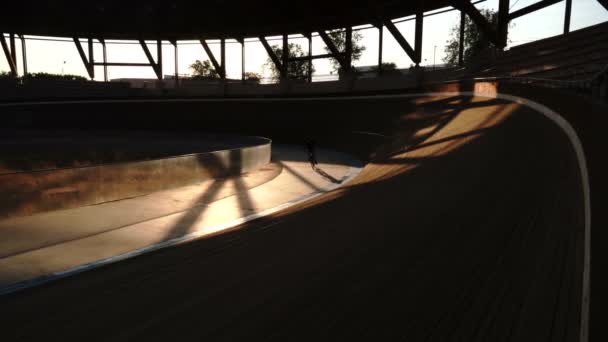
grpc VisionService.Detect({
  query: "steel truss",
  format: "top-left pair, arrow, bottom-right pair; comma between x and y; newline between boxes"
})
0,33 -> 27,77
3,0 -> 606,82
74,38 -> 164,80
200,38 -> 226,79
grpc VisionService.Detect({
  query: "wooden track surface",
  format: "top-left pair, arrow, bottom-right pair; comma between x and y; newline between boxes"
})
0,95 -> 585,341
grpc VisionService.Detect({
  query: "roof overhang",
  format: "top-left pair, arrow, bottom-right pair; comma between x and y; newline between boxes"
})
1,0 -> 455,40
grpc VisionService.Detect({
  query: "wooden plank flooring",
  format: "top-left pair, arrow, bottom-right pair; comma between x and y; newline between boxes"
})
0,96 -> 585,341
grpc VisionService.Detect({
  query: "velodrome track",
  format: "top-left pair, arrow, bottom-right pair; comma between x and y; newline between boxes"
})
0,85 -> 596,341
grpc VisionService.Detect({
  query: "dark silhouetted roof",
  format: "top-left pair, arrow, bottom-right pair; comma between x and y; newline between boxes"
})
2,0 -> 454,39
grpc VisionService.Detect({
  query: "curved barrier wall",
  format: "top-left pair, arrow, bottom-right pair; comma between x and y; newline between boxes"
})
0,136 -> 271,219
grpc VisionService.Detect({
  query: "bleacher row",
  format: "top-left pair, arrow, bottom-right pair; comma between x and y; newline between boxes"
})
482,21 -> 608,81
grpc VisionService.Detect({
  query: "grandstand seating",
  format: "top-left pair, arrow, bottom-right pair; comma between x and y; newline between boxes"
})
481,21 -> 608,81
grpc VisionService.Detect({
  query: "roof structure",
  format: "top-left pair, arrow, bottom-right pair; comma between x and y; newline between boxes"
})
3,0 -> 605,82
2,0 -> 454,39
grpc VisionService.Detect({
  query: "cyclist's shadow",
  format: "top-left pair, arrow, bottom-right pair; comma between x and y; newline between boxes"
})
305,140 -> 341,184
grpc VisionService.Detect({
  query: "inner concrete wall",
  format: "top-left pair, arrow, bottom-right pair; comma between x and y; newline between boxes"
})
0,137 -> 271,219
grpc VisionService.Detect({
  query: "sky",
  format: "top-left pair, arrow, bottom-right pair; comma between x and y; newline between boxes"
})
2,0 -> 607,81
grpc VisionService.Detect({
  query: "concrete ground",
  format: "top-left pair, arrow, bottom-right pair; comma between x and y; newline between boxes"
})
0,145 -> 361,294
0,94 -> 586,341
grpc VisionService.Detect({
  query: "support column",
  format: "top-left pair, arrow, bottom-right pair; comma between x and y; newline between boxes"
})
88,38 -> 95,80
100,39 -> 108,82
378,24 -> 383,74
459,11 -> 465,66
20,34 -> 27,76
282,34 -> 289,80
170,39 -> 178,86
345,27 -> 353,73
157,39 -> 163,80
240,38 -> 245,82
414,9 -> 424,66
307,33 -> 313,83
564,0 -> 573,34
497,0 -> 510,48
220,38 -> 226,80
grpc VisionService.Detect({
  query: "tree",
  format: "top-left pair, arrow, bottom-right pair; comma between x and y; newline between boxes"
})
443,9 -> 511,68
371,62 -> 398,72
24,72 -> 87,81
264,43 -> 315,82
189,60 -> 220,79
323,29 -> 366,73
243,72 -> 262,84
0,71 -> 87,81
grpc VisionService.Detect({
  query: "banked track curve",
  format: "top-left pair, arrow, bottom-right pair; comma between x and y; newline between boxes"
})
0,90 -> 589,342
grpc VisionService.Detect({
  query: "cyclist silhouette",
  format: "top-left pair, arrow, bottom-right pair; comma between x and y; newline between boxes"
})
305,139 -> 317,169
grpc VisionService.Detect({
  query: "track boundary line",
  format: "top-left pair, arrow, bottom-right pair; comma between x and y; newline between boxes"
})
488,92 -> 591,342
